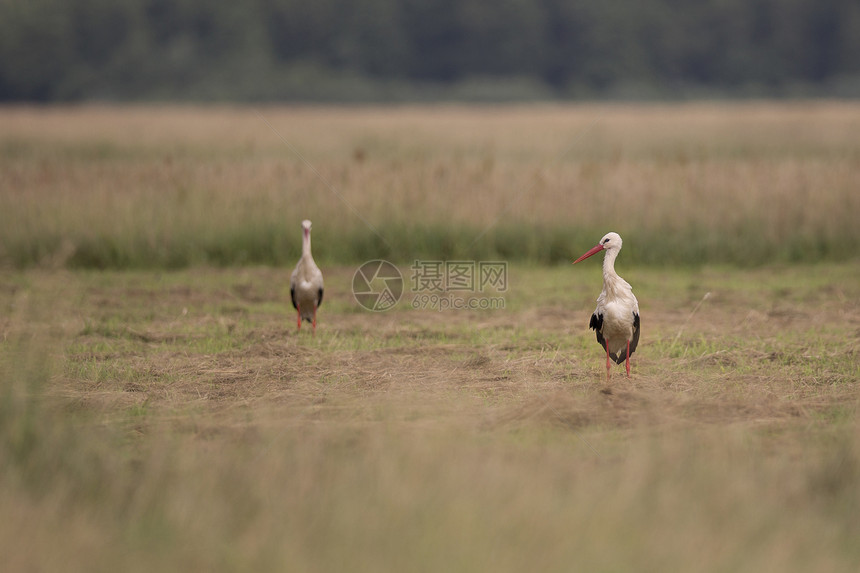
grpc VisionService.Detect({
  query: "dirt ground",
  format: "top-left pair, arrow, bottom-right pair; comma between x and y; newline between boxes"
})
4,263 -> 850,432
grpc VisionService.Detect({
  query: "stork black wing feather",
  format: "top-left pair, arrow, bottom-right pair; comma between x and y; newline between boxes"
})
589,313 -> 602,332
589,313 -> 608,353
629,312 -> 640,355
290,285 -> 297,310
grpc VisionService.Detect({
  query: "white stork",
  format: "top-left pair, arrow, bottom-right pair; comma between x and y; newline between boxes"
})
573,232 -> 640,380
290,219 -> 324,335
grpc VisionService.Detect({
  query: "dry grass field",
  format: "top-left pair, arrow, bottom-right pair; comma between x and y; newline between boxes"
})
1,102 -> 859,266
1,103 -> 859,571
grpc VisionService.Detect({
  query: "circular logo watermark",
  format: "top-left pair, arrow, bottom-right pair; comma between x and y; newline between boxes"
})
352,260 -> 403,311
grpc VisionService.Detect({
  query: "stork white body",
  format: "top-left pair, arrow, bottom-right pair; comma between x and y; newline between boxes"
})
290,219 -> 324,334
574,232 -> 640,380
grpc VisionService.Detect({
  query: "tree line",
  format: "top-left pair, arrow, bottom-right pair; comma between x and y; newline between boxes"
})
2,0 -> 859,101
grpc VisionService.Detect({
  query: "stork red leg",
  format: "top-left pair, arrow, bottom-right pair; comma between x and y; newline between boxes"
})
625,340 -> 631,378
296,305 -> 302,330
312,305 -> 317,337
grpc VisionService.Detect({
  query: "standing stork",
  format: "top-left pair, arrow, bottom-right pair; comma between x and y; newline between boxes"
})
573,232 -> 640,381
290,219 -> 324,335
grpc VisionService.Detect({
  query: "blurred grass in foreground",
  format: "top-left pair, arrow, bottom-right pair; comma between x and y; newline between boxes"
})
1,102 -> 859,268
1,264 -> 859,571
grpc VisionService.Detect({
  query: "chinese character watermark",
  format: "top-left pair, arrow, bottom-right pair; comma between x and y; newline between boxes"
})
478,262 -> 507,292
445,261 -> 475,291
353,259 -> 507,312
410,260 -> 444,291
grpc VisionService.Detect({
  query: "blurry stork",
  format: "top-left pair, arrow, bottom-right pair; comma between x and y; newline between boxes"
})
290,219 -> 324,335
573,232 -> 640,380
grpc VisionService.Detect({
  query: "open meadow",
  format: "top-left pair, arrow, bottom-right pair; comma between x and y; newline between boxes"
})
1,103 -> 859,571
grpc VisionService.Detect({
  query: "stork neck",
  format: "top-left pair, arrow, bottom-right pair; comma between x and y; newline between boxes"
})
602,248 -> 620,281
302,229 -> 312,258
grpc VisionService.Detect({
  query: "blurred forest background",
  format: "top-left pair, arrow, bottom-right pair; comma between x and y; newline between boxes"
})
2,0 -> 860,102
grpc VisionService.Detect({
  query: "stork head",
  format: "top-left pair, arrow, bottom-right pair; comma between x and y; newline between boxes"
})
573,232 -> 622,264
302,219 -> 312,238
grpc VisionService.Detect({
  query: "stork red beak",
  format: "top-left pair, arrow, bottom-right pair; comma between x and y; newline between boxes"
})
573,243 -> 604,264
